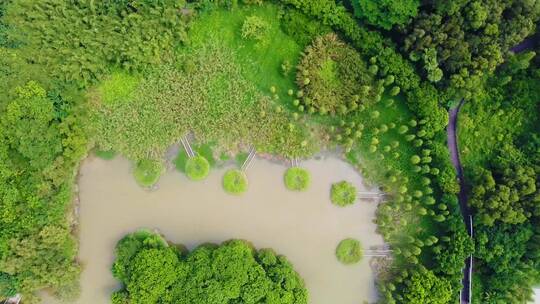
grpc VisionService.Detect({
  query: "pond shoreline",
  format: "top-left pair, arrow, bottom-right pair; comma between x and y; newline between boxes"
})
51,155 -> 385,304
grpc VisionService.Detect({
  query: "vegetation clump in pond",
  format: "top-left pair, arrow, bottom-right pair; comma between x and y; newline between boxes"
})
185,155 -> 210,181
284,167 -> 311,191
223,169 -> 248,195
133,159 -> 164,187
111,230 -> 308,303
336,238 -> 363,264
331,181 -> 357,207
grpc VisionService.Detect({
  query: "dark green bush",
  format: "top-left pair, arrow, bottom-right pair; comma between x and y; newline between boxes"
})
280,8 -> 331,47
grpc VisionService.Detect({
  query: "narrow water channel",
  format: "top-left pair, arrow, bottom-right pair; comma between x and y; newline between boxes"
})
44,155 -> 384,304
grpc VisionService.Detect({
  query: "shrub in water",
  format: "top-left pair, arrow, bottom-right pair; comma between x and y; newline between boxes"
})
331,181 -> 357,207
185,155 -> 210,181
223,169 -> 248,195
133,159 -> 164,187
336,238 -> 363,264
284,167 -> 311,191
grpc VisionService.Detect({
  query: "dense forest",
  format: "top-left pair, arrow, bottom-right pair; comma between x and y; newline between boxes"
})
0,0 -> 538,303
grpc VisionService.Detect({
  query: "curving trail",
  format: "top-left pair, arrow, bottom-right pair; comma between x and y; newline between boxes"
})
510,36 -> 539,53
448,36 -> 538,304
447,99 -> 474,304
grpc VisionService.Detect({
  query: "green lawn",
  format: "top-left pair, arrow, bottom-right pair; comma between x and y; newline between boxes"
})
188,4 -> 302,105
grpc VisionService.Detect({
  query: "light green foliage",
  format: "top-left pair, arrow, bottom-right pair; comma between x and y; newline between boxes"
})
335,238 -> 363,264
127,248 -> 179,303
296,33 -> 376,115
223,169 -> 249,195
97,71 -> 139,105
133,159 -> 163,187
112,231 -> 308,303
284,167 -> 311,191
93,5 -> 315,159
3,0 -> 187,86
422,48 -> 443,83
330,181 -> 357,207
185,155 -> 210,181
190,3 -> 302,101
352,0 -> 420,30
241,16 -> 269,40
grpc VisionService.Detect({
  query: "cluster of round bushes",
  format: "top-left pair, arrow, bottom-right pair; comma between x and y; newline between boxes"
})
284,167 -> 311,191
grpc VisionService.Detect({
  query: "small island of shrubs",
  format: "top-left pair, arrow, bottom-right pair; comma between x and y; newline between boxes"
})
223,169 -> 249,195
330,181 -> 357,207
133,159 -> 164,187
111,230 -> 308,304
185,155 -> 210,181
336,238 -> 363,265
284,167 -> 311,191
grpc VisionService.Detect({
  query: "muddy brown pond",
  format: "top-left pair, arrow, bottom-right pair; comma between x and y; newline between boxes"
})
43,155 -> 384,304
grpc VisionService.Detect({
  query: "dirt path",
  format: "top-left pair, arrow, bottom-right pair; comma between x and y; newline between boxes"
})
447,99 -> 473,304
510,36 -> 539,53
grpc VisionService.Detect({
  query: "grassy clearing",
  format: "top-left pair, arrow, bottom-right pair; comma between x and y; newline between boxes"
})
96,71 -> 140,105
188,4 -> 302,105
92,4 -> 316,161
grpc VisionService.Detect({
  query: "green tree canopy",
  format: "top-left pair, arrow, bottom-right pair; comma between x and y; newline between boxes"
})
469,164 -> 539,226
112,231 -> 308,304
352,0 -> 420,30
401,266 -> 453,304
